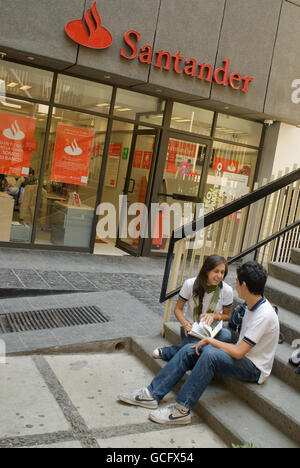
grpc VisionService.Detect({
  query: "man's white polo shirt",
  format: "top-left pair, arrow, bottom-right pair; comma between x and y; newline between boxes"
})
238,296 -> 280,384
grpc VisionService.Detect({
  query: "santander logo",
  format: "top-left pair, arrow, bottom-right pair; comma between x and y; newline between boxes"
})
65,2 -> 112,49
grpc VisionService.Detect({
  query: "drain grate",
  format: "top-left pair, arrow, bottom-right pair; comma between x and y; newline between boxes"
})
0,305 -> 109,334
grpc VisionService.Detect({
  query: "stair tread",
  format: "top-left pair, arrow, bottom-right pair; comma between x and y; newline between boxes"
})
133,335 -> 299,448
199,382 -> 298,448
278,307 -> 300,332
266,276 -> 300,297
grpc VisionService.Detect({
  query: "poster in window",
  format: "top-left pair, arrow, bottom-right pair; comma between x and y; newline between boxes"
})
0,113 -> 37,177
50,124 -> 94,185
104,143 -> 122,188
142,151 -> 152,170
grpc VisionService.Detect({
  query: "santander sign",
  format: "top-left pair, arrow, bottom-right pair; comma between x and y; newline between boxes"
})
65,3 -> 254,93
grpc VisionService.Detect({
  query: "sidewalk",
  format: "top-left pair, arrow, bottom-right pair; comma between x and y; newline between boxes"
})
0,247 -> 235,448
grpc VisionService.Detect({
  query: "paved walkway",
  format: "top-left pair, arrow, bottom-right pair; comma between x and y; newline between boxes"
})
0,352 -> 226,448
0,247 -> 236,448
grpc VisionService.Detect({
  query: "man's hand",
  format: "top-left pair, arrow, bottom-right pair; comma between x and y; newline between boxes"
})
192,338 -> 212,355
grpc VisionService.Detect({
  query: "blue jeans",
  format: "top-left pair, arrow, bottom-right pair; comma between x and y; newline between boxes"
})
161,326 -> 233,361
148,343 -> 261,410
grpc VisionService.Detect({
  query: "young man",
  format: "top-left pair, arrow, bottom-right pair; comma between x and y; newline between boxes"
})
118,261 -> 280,425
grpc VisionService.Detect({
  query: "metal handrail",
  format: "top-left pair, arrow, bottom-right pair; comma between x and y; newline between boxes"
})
160,168 -> 300,303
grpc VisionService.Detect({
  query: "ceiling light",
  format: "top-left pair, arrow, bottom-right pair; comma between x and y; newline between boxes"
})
96,103 -> 110,107
2,102 -> 22,109
117,107 -> 132,112
20,85 -> 32,91
7,82 -> 18,88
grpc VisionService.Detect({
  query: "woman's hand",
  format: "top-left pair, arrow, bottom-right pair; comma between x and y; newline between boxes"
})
183,321 -> 193,337
199,313 -> 215,326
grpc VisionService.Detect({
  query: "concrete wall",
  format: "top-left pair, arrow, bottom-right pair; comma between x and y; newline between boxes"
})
0,0 -> 300,124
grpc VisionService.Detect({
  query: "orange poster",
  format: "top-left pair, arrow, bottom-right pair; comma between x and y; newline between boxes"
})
50,124 -> 94,185
0,113 -> 37,177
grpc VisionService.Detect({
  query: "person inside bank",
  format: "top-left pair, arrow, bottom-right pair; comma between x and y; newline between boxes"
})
118,261 -> 280,425
152,254 -> 233,361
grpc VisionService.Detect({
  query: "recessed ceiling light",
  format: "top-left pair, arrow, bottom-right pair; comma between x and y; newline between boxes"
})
104,75 -> 111,79
7,82 -> 18,88
20,85 -> 32,90
27,56 -> 35,61
96,103 -> 110,107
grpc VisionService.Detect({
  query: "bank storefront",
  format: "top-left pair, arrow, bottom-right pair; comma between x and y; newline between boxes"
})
0,60 -> 263,255
0,0 -> 299,257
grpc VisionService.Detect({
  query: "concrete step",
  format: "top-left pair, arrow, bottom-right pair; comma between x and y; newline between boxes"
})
131,334 -> 299,448
291,248 -> 300,266
268,262 -> 300,289
272,342 -> 300,392
277,306 -> 300,345
222,374 -> 300,444
265,276 -> 300,315
163,322 -> 300,445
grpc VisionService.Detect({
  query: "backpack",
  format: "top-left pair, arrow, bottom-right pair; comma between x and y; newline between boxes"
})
229,303 -> 284,344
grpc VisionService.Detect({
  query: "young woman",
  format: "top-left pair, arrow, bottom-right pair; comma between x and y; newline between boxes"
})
153,254 -> 233,361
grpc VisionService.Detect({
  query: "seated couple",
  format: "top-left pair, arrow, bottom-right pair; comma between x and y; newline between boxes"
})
118,255 -> 280,425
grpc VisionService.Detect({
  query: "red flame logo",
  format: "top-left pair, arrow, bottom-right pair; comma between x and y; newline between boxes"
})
65,2 -> 112,49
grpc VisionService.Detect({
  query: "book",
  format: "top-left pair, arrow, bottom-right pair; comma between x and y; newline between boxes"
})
188,319 -> 223,339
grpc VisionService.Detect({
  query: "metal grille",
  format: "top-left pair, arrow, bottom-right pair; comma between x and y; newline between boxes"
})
0,306 -> 109,334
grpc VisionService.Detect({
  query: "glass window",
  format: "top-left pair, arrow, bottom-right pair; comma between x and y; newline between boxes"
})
0,98 -> 49,243
152,137 -> 208,253
215,114 -> 263,147
55,75 -> 113,114
0,61 -> 53,101
204,141 -> 258,214
114,89 -> 165,125
96,120 -> 134,249
171,103 -> 214,136
35,108 -> 108,248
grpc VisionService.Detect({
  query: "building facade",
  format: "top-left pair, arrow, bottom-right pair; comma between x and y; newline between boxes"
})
0,0 -> 299,256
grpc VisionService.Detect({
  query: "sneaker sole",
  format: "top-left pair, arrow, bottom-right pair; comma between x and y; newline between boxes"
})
149,413 -> 191,425
118,395 -> 158,409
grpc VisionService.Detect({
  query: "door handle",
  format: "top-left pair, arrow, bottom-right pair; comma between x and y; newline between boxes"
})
128,178 -> 135,193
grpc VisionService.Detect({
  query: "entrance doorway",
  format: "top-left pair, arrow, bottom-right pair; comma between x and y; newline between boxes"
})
150,133 -> 211,254
116,129 -> 161,256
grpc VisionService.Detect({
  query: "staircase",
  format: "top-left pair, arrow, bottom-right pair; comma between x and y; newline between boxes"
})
130,249 -> 300,448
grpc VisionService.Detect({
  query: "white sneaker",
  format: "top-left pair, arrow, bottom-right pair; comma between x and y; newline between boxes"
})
152,348 -> 164,359
149,403 -> 191,425
118,387 -> 158,409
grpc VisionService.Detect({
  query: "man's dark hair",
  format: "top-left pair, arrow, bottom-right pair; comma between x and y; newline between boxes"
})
237,261 -> 267,295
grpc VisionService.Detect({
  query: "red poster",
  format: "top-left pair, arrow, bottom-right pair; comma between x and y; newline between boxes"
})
51,124 -> 94,185
212,157 -> 238,174
142,151 -> 152,170
109,143 -> 122,158
0,113 -> 37,177
133,150 -> 143,168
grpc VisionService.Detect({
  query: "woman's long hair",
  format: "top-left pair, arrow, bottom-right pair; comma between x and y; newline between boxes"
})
193,255 -> 228,315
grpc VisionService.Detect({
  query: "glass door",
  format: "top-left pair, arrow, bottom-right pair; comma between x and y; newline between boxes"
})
151,134 -> 211,253
117,129 -> 160,255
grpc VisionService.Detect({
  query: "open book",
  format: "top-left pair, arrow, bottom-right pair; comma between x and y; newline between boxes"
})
188,319 -> 223,339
